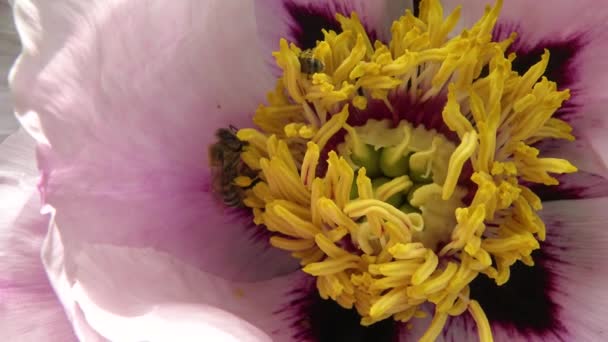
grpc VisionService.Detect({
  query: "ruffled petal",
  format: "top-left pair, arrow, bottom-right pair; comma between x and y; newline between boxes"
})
11,0 -> 298,281
45,222 -> 405,341
441,0 -> 608,177
44,225 -> 319,341
0,131 -> 77,341
0,2 -> 19,141
254,0 -> 413,69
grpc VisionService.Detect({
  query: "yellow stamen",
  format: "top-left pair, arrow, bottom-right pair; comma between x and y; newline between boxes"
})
389,243 -> 427,259
303,255 -> 361,276
375,176 -> 413,202
313,105 -> 349,149
228,0 -> 577,340
411,250 -> 439,285
443,130 -> 478,200
469,300 -> 494,342
270,236 -> 316,251
419,312 -> 448,342
369,287 -> 412,319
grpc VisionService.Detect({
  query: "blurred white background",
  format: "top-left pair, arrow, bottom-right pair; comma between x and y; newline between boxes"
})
0,1 -> 20,141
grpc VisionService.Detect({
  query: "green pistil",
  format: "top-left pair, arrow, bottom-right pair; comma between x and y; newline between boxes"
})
410,168 -> 433,183
380,148 -> 411,177
351,144 -> 381,178
407,184 -> 424,203
346,123 -> 440,215
409,146 -> 435,184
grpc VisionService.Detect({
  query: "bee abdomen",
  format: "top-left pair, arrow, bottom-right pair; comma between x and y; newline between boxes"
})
222,185 -> 244,207
209,126 -> 255,208
299,49 -> 324,75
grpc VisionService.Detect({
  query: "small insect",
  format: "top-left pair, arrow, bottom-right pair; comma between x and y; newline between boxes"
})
208,126 -> 252,207
298,49 -> 324,75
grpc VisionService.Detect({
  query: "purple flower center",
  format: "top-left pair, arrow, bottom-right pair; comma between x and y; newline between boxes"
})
284,1 -> 379,50
285,3 -> 342,50
470,249 -> 564,335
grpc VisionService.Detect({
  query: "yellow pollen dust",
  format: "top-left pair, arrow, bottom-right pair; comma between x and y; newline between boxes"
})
235,0 -> 576,341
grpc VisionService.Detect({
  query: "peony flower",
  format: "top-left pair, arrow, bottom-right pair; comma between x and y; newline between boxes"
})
4,0 -> 608,340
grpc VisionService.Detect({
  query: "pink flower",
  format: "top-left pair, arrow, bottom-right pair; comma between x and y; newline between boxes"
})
4,0 -> 608,341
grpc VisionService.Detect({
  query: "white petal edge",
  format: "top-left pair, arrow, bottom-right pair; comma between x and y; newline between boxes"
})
0,130 -> 79,341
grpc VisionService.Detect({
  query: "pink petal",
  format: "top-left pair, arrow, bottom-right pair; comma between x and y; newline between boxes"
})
575,102 -> 608,178
539,197 -> 608,341
11,0 -> 298,281
43,227 -> 314,341
0,131 -> 77,341
536,138 -> 607,180
442,0 -> 608,177
254,0 -> 412,69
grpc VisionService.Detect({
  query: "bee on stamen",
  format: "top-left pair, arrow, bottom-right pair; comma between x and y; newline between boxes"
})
208,126 -> 255,207
298,49 -> 324,75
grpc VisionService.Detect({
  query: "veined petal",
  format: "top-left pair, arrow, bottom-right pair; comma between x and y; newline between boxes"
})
0,2 -> 19,141
403,197 -> 608,341
530,171 -> 608,202
254,0 -> 413,70
577,102 -> 608,180
442,0 -> 608,178
535,139 -> 607,181
11,0 -> 298,281
12,0 -> 273,164
530,139 -> 608,200
538,197 -> 608,341
0,131 -> 78,341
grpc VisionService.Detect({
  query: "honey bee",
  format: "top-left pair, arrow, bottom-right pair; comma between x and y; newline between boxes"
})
208,126 -> 253,207
298,49 -> 324,75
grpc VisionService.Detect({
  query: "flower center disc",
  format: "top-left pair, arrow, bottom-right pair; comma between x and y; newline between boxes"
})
222,0 -> 577,340
340,119 -> 465,252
